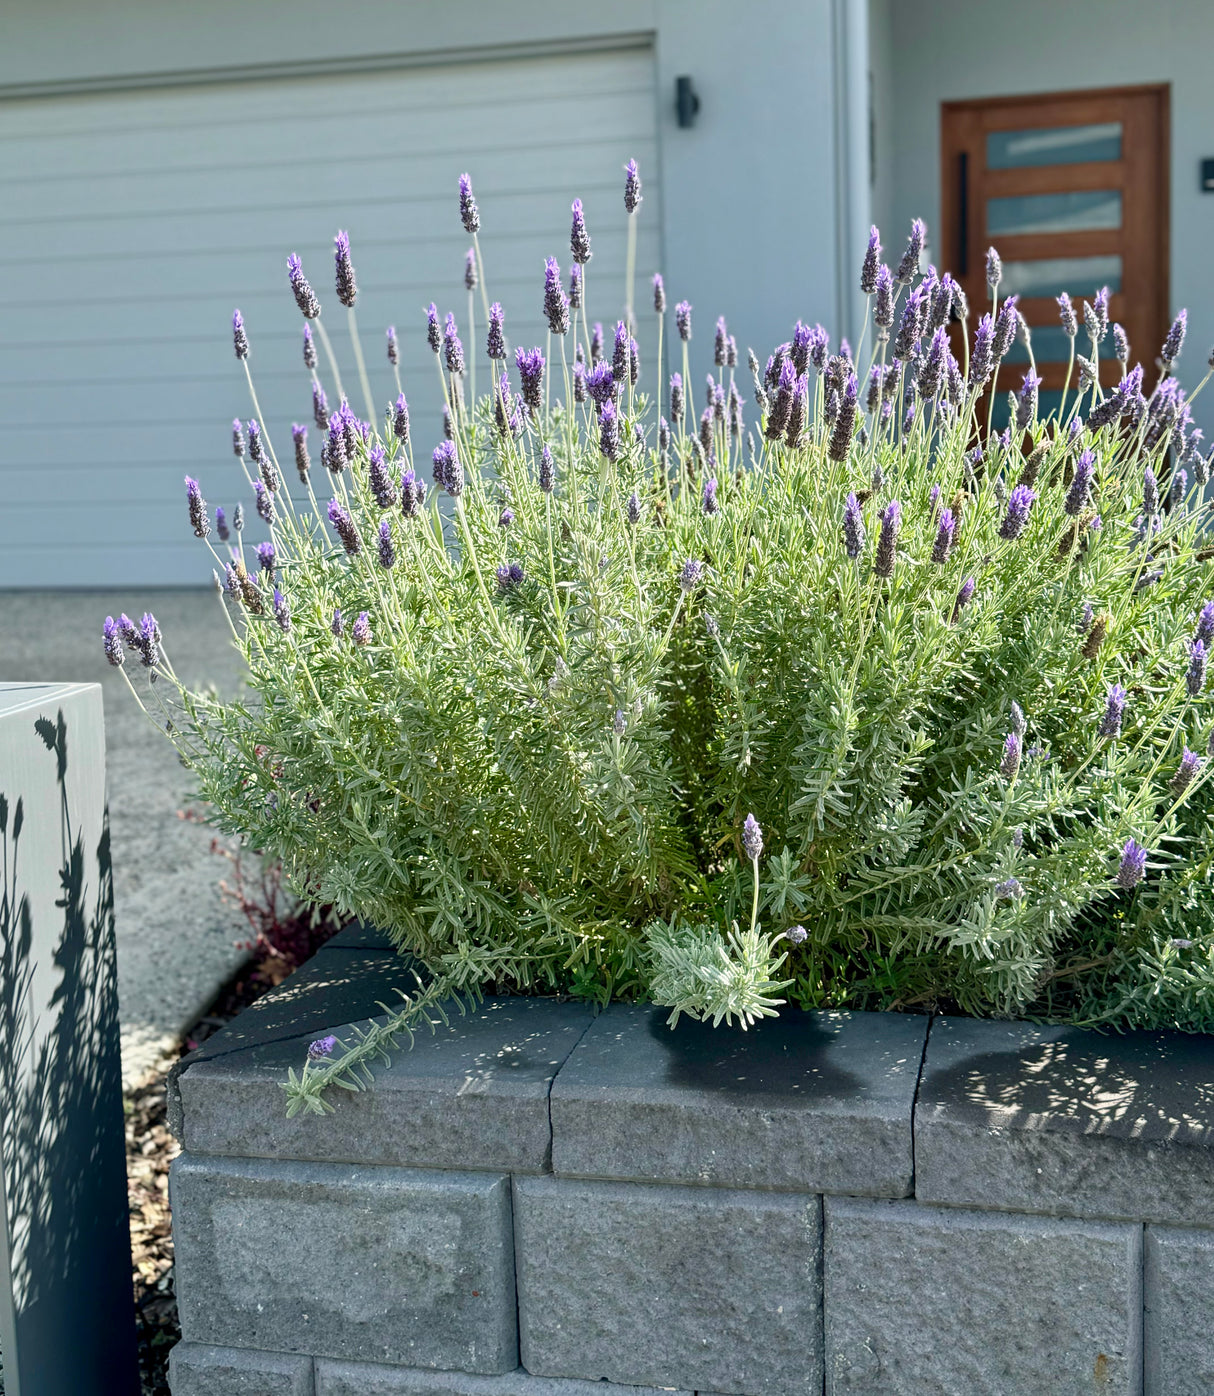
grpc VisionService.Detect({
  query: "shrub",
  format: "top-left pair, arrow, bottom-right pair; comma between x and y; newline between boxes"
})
107,171 -> 1214,1116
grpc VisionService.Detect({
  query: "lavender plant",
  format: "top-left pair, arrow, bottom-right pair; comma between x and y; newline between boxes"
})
107,167 -> 1214,1116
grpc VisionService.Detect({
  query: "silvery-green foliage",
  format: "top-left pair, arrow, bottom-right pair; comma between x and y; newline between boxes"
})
121,189 -> 1214,1116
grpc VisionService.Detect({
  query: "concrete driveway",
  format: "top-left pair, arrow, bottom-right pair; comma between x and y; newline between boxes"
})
2,589 -> 252,1085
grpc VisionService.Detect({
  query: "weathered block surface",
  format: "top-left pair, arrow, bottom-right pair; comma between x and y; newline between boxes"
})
315,1359 -> 695,1394
514,1174 -> 822,1396
171,1155 -> 517,1374
824,1197 -> 1142,1395
550,1002 -> 925,1195
169,1340 -> 314,1395
1145,1224 -> 1214,1396
178,995 -> 592,1171
916,1016 -> 1214,1224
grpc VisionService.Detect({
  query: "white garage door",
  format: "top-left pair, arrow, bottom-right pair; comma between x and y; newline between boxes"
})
0,45 -> 661,588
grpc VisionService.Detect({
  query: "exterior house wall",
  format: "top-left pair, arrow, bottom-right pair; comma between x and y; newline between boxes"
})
879,0 -> 1214,436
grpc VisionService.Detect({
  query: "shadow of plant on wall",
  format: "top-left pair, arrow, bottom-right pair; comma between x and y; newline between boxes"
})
0,709 -> 137,1394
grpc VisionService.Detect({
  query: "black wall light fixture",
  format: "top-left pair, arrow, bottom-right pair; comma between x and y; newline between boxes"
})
676,75 -> 700,128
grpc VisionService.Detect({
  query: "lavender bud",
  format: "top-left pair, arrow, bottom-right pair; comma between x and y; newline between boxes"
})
185,475 -> 210,539
331,609 -> 344,639
843,492 -> 866,560
591,322 -> 604,362
895,217 -> 925,284
985,246 -> 1002,291
544,256 -> 570,335
860,226 -> 881,294
827,373 -> 859,462
1000,731 -> 1022,780
1171,747 -> 1203,798
386,394 -> 408,448
569,197 -> 592,264
1194,601 -> 1214,649
874,499 -> 901,578
233,502 -> 244,533
611,320 -> 629,384
740,813 -> 765,863
138,612 -> 161,669
598,400 -> 621,461
573,359 -> 587,402
254,480 -> 275,525
1161,309 -> 1187,368
1116,838 -> 1148,889
992,296 -> 1019,359
894,286 -> 925,360
103,616 -> 124,667
443,312 -> 465,376
423,305 -> 441,358
785,925 -> 808,945
1055,291 -> 1077,339
287,253 -> 321,319
1084,298 -> 1104,345
1171,468 -> 1189,509
368,445 -> 397,508
952,576 -> 976,622
679,557 -> 703,592
629,337 -> 640,387
624,158 -> 641,214
432,440 -> 463,497
1113,323 -> 1129,363
675,301 -> 692,342
312,381 -> 330,430
1099,684 -> 1127,738
670,372 -> 684,421
483,300 -> 506,362
351,611 -> 372,647
714,317 -> 728,368
1062,449 -> 1095,518
702,476 -> 719,515
376,518 -> 396,570
324,416 -> 347,475
326,498 -> 361,555
516,346 -> 545,412
215,505 -> 230,542
932,507 -> 955,564
968,314 -> 995,391
653,272 -> 666,314
399,468 -> 423,518
272,587 -> 291,634
255,540 -> 275,578
874,265 -> 895,331
1188,639 -> 1208,698
1076,355 -> 1097,393
627,491 -> 643,525
232,308 -> 249,359
246,419 -> 265,467
333,230 -> 357,308
458,173 -> 480,234
1144,466 -> 1160,516
995,878 -> 1023,901
999,484 -> 1036,541
1015,370 -> 1042,431
586,363 -> 615,407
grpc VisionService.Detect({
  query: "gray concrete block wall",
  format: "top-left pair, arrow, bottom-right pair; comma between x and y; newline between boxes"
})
167,972 -> 1214,1396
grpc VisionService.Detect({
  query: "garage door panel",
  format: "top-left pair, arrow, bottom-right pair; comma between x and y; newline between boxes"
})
0,45 -> 661,587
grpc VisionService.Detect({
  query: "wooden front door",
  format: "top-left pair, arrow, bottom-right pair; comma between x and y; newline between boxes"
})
941,85 -> 1169,414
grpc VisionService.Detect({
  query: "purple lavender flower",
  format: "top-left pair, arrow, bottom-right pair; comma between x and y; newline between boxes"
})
496,562 -> 524,593
608,320 -> 627,385
843,492 -> 866,560
418,306 -> 438,361
675,301 -> 692,342
1099,684 -> 1127,738
513,346 -> 544,413
232,309 -> 249,360
351,611 -> 372,647
932,507 -> 955,564
998,484 -> 1036,542
214,505 -> 229,542
1057,291 -> 1077,339
1161,309 -> 1187,368
255,540 -> 275,578
1189,639 -> 1208,698
138,612 -> 161,669
1085,289 -> 1109,344
246,419 -> 265,467
458,173 -> 480,234
327,498 -> 361,555
653,272 -> 666,314
312,381 -> 329,430
624,158 -> 641,214
1000,731 -> 1022,780
828,373 -> 859,462
629,337 -> 640,387
785,925 -> 808,945
333,230 -> 357,308
873,265 -> 894,332
474,304 -> 502,369
702,477 -> 719,515
679,557 -> 703,592
737,813 -> 764,864
432,439 -> 463,497
894,285 -> 925,360
287,254 -> 321,319
185,476 -> 209,539
386,394 -> 408,448
543,256 -> 570,335
368,445 -> 397,508
374,517 -> 396,570
458,247 -> 475,297
625,491 -> 643,525
875,499 -> 901,578
254,480 -> 275,525
952,576 -> 976,622
117,614 -> 140,650
968,313 -> 995,390
102,617 -> 124,667
1064,450 -> 1095,517
324,416 -> 347,474
1143,466 -> 1160,517
669,372 -> 684,422
1113,323 -> 1129,362
598,400 -> 621,461
569,197 -> 592,265
765,360 -> 797,440
1171,468 -> 1189,509
398,468 -> 423,518
589,321 -> 604,363
232,502 -> 244,534
443,312 -> 465,377
584,362 -> 615,408
1194,601 -> 1214,649
1015,371 -> 1042,430
995,878 -> 1022,901
273,587 -> 291,634
784,376 -> 808,448
985,246 -> 1002,291
895,218 -> 925,284
1171,746 -> 1203,797
331,609 -> 344,639
229,421 -> 246,463
382,326 -> 398,371
285,425 -> 308,484
498,505 -> 514,530
860,226 -> 881,295
917,327 -> 949,400
714,317 -> 729,368
1116,838 -> 1148,889
992,295 -> 1019,359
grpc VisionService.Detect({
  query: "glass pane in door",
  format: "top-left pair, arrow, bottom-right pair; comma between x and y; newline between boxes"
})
999,255 -> 1122,299
986,122 -> 1122,169
987,190 -> 1121,236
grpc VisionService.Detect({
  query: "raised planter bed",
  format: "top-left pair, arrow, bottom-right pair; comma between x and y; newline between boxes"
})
166,924 -> 1214,1396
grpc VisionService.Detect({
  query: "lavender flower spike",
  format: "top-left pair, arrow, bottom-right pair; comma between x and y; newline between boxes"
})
985,246 -> 1002,291
351,612 -> 372,647
458,173 -> 480,235
185,476 -> 209,538
516,346 -> 545,412
875,499 -> 901,578
1171,747 -> 1204,798
273,587 -> 291,634
570,198 -> 592,264
386,325 -> 399,366
486,302 -> 505,361
1196,601 -> 1214,648
860,226 -> 881,295
254,480 -> 275,526
312,381 -> 329,430
742,813 -> 763,861
333,231 -> 357,308
1057,291 -> 1077,338
255,540 -> 275,577
874,265 -> 894,331
232,309 -> 249,360
327,498 -> 362,555
843,492 -> 866,559
103,617 -> 124,667
1015,371 -> 1042,431
999,484 -> 1037,541
464,247 -> 477,293
1000,731 -> 1022,780
653,273 -> 666,314
432,440 -> 463,497
368,445 -> 397,508
675,301 -> 692,342
568,263 -> 582,309
138,613 -> 161,669
1116,838 -> 1148,889
301,321 -> 316,367
426,303 -> 441,354
1188,639 -> 1208,698
443,312 -> 465,377
215,506 -> 229,541
287,254 -> 321,319
702,477 -> 719,515
932,507 -> 955,563
624,158 -> 642,214
598,400 -> 621,461
895,218 -> 926,284
539,445 -> 555,493
543,256 -> 569,335
952,576 -> 976,622
391,393 -> 410,444
331,610 -> 344,639
827,373 -> 859,462
1064,450 -> 1095,517
1161,309 -> 1187,368
679,557 -> 703,592
1099,684 -> 1127,738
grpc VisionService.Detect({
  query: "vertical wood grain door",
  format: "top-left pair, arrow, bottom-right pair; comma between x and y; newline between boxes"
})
941,85 -> 1169,416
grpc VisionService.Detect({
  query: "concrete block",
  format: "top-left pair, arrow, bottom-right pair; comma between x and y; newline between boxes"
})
169,1341 -> 314,1395
177,996 -> 592,1171
513,1174 -> 822,1396
315,1360 -> 695,1394
171,1154 -> 517,1374
824,1197 -> 1142,1395
1144,1224 -> 1214,1396
916,1015 -> 1214,1224
551,1002 -> 925,1195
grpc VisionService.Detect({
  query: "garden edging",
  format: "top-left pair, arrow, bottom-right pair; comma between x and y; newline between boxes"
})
166,924 -> 1214,1396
